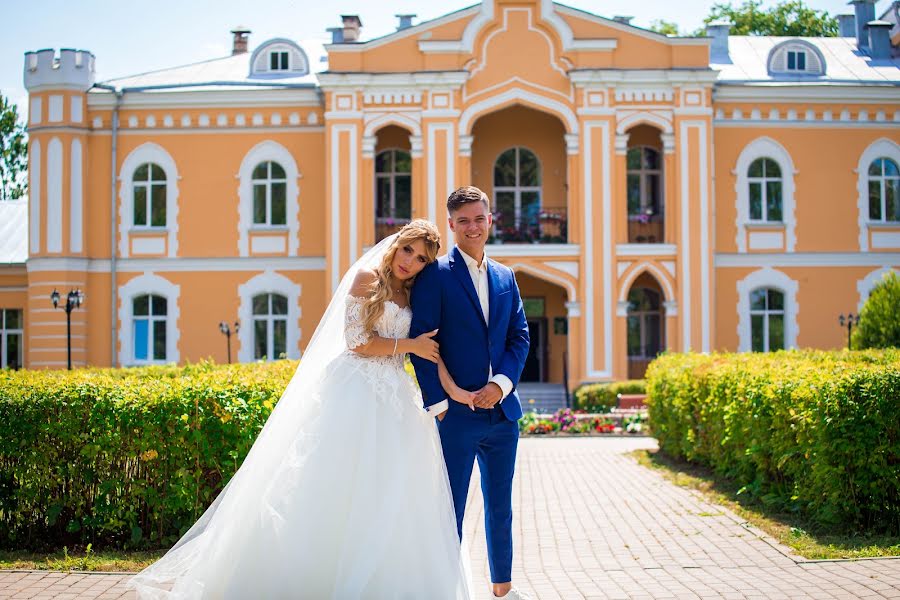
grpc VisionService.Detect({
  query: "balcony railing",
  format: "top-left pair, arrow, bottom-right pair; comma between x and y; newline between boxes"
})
489,206 -> 568,244
627,215 -> 664,244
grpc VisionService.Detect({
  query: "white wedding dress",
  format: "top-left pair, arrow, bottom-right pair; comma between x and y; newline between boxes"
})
129,236 -> 471,599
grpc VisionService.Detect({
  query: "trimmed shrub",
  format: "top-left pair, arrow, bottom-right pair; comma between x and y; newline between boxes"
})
0,360 -> 297,550
646,350 -> 900,533
574,380 -> 646,412
853,271 -> 900,350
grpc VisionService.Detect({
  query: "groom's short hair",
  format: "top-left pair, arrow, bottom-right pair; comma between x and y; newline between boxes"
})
447,186 -> 489,214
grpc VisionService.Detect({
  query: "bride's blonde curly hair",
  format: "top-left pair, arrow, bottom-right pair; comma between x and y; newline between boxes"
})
361,219 -> 441,335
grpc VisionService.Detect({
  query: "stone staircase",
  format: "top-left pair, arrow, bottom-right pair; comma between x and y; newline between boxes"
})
517,383 -> 569,414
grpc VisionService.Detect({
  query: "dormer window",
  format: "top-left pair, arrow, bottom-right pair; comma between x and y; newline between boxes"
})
767,40 -> 826,76
270,51 -> 289,71
249,39 -> 309,78
786,50 -> 806,71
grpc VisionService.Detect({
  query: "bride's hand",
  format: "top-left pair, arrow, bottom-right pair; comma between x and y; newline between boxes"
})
411,329 -> 439,363
450,388 -> 476,411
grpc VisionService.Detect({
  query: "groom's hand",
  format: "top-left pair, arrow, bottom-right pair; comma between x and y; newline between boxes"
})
437,410 -> 448,421
473,382 -> 502,409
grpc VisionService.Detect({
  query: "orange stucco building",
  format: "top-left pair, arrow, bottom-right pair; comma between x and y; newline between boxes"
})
4,0 -> 899,391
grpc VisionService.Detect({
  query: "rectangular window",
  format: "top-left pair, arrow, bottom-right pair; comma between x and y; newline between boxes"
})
766,181 -> 783,222
1,309 -> 24,370
253,184 -> 267,224
134,319 -> 149,361
134,186 -> 147,226
768,314 -> 785,351
273,320 -> 287,359
254,319 -> 268,359
270,51 -> 289,71
150,185 -> 166,227
626,316 -> 641,356
749,182 -> 763,220
787,51 -> 807,71
271,183 -> 287,225
751,314 -> 764,352
153,320 -> 167,361
870,181 -> 882,221
888,179 -> 899,222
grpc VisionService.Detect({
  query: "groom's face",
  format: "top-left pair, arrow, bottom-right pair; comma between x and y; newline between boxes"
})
449,201 -> 492,258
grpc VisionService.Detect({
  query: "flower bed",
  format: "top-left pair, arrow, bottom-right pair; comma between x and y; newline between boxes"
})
519,408 -> 650,436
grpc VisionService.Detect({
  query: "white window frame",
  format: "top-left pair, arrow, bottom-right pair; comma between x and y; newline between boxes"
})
626,145 -> 663,218
131,294 -> 168,362
626,287 -> 664,359
856,138 -> 900,251
251,161 -> 288,226
118,273 -> 181,366
375,147 -> 412,224
733,137 -> 796,253
251,293 -> 289,361
132,163 -> 168,228
737,267 -> 798,352
1,309 -> 24,369
494,146 -> 542,230
269,50 -> 289,71
747,157 -> 783,223
237,271 -> 301,363
238,141 -> 300,257
867,157 -> 900,224
119,143 -> 180,258
749,288 -> 786,352
786,50 -> 807,71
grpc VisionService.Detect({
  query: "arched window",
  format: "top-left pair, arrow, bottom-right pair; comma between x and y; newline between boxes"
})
375,149 -> 412,241
252,161 -> 287,226
626,147 -> 662,220
133,163 -> 167,227
253,293 -> 288,360
626,287 -> 663,359
868,157 -> 900,222
748,158 -> 782,222
494,147 -> 541,240
750,288 -> 784,352
133,294 -> 168,362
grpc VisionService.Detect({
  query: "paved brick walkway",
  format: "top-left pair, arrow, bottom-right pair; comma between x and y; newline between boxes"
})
2,437 -> 899,599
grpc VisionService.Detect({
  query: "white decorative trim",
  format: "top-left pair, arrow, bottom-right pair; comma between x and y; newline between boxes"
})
733,137 -> 797,254
678,121 -> 692,351
459,86 -> 578,135
362,112 -> 422,141
70,138 -> 83,253
237,140 -> 300,258
616,244 -> 677,257
30,97 -> 41,125
329,124 -> 357,291
485,244 -> 580,257
27,256 -> 326,273
507,262 -> 576,301
617,261 -> 632,277
615,110 -> 674,136
565,301 -> 581,318
48,95 -> 63,122
118,272 -> 181,366
872,230 -> 900,249
459,135 -> 473,157
469,7 -> 568,80
748,229 -> 784,250
29,139 -> 40,253
427,122 -> 455,243
583,120 -> 613,378
545,260 -> 579,279
131,237 -> 166,255
857,267 -> 899,311
737,267 -> 799,352
662,300 -> 678,317
118,142 -> 180,258
715,252 -> 900,268
70,96 -> 82,123
47,138 -> 62,253
617,261 -> 676,305
237,270 -> 302,363
697,120 -> 711,353
856,138 -> 900,251
565,133 -> 579,155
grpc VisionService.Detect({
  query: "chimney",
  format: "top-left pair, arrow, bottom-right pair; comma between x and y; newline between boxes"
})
396,14 -> 416,30
341,15 -> 362,43
230,26 -> 250,55
868,19 -> 893,59
837,14 -> 856,37
706,22 -> 731,59
327,27 -> 344,44
850,0 -> 877,51
612,16 -> 634,25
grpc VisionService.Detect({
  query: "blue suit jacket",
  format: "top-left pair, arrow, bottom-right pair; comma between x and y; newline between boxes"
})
410,246 -> 530,421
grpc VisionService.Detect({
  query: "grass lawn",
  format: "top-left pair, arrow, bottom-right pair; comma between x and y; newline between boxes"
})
629,448 -> 900,560
0,547 -> 163,572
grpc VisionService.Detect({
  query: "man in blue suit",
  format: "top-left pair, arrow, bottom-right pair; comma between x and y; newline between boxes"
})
410,186 -> 531,600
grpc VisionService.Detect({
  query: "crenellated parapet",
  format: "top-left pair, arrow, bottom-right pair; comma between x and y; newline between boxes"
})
23,48 -> 95,92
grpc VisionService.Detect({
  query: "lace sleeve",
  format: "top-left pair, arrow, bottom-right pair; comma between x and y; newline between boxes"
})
344,295 -> 372,350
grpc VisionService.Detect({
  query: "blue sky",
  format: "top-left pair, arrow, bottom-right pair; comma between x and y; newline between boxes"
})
2,0 -> 888,117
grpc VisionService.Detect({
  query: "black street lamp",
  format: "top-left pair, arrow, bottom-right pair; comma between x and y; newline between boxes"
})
219,321 -> 240,364
838,313 -> 860,350
51,288 -> 85,370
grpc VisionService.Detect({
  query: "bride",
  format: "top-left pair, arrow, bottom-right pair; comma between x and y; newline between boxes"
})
129,220 -> 473,599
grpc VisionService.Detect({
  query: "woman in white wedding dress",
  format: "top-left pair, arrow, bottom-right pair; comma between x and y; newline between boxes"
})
129,220 -> 472,599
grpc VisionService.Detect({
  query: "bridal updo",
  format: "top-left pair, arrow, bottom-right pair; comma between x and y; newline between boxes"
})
361,219 -> 441,335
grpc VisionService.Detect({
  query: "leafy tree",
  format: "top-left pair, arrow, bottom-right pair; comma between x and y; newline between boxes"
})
853,271 -> 900,350
0,94 -> 27,201
705,0 -> 839,37
649,19 -> 680,36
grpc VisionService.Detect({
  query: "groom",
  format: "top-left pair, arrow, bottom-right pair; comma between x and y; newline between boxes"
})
410,186 -> 530,600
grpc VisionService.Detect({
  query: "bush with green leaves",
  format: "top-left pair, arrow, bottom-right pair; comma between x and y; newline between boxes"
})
0,360 -> 297,550
573,380 -> 646,412
853,271 -> 900,350
646,350 -> 900,534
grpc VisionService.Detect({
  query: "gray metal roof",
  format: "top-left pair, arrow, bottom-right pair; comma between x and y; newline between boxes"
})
91,39 -> 328,92
0,199 -> 28,265
713,36 -> 900,83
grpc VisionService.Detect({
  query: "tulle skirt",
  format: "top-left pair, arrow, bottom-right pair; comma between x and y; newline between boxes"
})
128,352 -> 471,599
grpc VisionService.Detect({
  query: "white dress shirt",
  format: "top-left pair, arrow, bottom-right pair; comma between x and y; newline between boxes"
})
426,248 -> 514,416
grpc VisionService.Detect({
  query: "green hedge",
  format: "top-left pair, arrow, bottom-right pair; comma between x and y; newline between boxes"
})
0,361 -> 296,550
573,380 -> 646,412
646,350 -> 900,533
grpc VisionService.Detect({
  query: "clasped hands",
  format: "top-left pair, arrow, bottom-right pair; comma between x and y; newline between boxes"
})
438,382 -> 502,420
